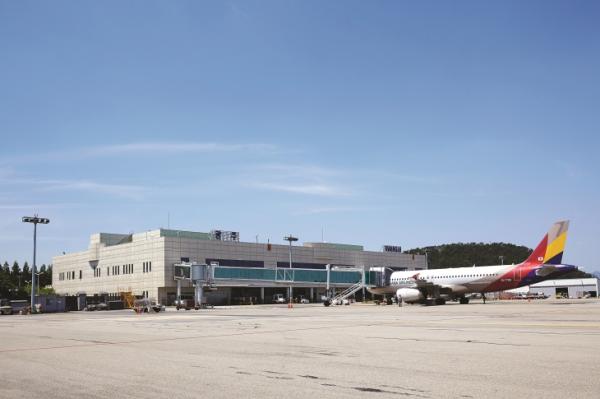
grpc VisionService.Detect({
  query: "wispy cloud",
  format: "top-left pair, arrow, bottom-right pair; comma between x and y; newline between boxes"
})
1,141 -> 278,165
229,2 -> 250,19
0,166 -> 14,179
0,203 -> 79,210
555,160 -> 584,179
246,181 -> 350,197
83,142 -> 276,156
251,163 -> 341,178
295,206 -> 374,215
37,179 -> 147,200
243,162 -> 354,197
0,175 -> 147,200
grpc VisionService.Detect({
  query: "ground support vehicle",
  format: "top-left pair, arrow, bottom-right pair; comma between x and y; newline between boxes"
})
133,299 -> 165,313
0,299 -> 12,315
272,294 -> 286,304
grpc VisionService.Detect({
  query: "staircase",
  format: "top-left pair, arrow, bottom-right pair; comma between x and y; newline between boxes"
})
330,281 -> 364,305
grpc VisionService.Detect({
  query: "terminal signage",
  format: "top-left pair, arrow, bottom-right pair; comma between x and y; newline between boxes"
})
383,245 -> 402,253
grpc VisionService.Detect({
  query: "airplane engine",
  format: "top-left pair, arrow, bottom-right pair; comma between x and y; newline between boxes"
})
396,288 -> 423,303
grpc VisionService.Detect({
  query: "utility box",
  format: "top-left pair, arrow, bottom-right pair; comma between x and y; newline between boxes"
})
35,295 -> 66,313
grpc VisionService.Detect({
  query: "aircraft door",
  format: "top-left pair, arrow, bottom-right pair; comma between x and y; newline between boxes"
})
513,268 -> 521,281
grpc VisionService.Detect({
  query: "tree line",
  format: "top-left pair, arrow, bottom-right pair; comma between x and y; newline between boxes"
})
0,261 -> 53,299
406,242 -> 592,279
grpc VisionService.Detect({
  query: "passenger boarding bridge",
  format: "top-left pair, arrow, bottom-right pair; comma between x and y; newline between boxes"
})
173,262 -> 390,306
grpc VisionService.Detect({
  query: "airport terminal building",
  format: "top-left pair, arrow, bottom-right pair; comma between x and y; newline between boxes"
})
52,229 -> 426,305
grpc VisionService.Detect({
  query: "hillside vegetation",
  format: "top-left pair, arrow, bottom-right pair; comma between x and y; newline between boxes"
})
406,243 -> 531,269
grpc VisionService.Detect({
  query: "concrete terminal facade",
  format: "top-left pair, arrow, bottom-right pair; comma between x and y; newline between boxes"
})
52,229 -> 426,305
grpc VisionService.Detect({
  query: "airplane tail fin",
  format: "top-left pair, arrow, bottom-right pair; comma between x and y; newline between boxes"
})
524,221 -> 569,265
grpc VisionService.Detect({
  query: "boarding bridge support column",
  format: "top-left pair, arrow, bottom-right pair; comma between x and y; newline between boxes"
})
362,267 -> 366,301
176,279 -> 182,303
195,284 -> 203,308
260,287 -> 265,304
310,287 -> 314,302
326,264 -> 331,298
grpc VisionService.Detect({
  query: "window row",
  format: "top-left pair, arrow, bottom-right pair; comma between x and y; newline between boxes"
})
143,261 -> 152,273
59,270 -> 80,281
62,262 -> 152,281
392,272 -> 500,284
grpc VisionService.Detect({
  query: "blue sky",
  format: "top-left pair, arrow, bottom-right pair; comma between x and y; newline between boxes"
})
1,1 -> 599,270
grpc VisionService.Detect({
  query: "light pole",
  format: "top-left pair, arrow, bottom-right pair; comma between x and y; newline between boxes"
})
22,215 -> 50,313
499,255 -> 505,266
36,271 -> 42,293
284,235 -> 298,302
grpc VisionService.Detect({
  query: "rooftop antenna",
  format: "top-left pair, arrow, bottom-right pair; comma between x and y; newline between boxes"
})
167,212 -> 170,229
321,227 -> 324,242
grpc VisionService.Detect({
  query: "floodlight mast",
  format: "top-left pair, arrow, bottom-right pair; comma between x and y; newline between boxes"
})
284,235 -> 298,303
22,215 -> 50,314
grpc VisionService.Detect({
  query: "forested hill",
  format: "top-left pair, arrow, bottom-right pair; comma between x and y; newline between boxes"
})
406,243 -> 533,269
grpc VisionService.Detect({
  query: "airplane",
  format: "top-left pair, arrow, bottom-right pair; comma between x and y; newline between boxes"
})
367,221 -> 577,305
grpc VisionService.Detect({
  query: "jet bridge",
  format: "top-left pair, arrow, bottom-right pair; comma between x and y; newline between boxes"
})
174,262 -> 216,309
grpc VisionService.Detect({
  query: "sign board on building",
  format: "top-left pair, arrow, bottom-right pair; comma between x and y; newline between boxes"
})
383,245 -> 402,253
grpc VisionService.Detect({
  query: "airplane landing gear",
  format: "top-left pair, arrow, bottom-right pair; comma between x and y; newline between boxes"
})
459,297 -> 469,304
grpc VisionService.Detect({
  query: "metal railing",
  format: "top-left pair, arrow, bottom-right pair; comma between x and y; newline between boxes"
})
330,281 -> 364,304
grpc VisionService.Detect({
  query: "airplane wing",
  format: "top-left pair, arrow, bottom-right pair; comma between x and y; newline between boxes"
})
409,273 -> 436,289
410,274 -> 459,295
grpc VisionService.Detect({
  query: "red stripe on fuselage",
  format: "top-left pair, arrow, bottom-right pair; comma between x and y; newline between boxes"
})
484,235 -> 548,292
483,263 -> 535,291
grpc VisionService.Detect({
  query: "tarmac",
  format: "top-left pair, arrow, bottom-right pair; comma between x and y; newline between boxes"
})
1,299 -> 599,399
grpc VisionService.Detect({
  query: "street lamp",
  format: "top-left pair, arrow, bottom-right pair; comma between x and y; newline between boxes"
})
35,271 -> 43,293
284,235 -> 298,303
22,215 -> 50,313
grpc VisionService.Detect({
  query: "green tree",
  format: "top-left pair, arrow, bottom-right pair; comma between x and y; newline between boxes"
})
38,264 -> 52,287
0,261 -> 7,279
0,264 -> 13,297
45,265 -> 53,286
11,261 -> 20,287
22,261 -> 31,283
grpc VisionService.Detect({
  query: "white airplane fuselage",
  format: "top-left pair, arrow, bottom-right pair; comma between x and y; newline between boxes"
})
367,263 -> 577,301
